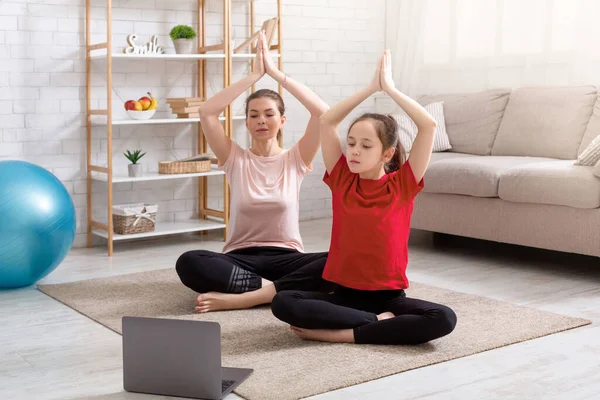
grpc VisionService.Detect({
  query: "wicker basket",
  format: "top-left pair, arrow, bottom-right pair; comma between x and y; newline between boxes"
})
158,159 -> 211,174
158,154 -> 215,174
112,203 -> 158,235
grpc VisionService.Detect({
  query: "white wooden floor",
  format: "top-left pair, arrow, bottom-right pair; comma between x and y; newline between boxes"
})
2,218 -> 600,400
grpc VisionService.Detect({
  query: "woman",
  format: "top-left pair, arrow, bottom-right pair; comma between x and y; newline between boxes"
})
176,32 -> 335,313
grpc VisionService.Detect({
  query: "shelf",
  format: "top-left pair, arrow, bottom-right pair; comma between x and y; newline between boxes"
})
231,53 -> 281,59
92,167 -> 225,183
89,53 -> 280,60
109,117 -> 200,125
91,115 -> 246,126
92,219 -> 226,241
90,53 -> 226,60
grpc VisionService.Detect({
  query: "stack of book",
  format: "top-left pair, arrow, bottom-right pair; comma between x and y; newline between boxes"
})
166,97 -> 205,119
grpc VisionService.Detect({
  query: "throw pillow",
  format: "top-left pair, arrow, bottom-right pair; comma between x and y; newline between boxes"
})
575,134 -> 600,166
393,101 -> 452,153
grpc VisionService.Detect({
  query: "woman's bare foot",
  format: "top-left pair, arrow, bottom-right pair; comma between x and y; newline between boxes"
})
290,326 -> 355,343
195,292 -> 241,313
194,282 -> 277,313
377,311 -> 395,321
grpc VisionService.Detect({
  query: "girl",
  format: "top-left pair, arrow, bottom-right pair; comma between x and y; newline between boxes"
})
271,50 -> 457,345
176,32 -> 335,313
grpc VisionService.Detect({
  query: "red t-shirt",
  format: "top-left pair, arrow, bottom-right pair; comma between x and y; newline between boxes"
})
322,154 -> 424,290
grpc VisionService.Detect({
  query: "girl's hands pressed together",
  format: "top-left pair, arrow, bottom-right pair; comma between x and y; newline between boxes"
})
380,49 -> 395,94
369,52 -> 384,93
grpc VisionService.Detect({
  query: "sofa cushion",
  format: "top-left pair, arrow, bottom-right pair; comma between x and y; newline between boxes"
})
424,155 -> 554,198
429,152 -> 477,163
491,85 -> 597,160
418,88 -> 511,156
578,89 -> 600,156
394,101 -> 452,153
575,134 -> 600,166
498,160 -> 600,209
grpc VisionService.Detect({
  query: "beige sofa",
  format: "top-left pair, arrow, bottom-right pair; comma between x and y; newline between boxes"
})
410,85 -> 600,258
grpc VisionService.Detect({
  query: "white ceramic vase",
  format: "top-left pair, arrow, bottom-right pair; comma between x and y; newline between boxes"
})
173,39 -> 193,54
128,164 -> 143,177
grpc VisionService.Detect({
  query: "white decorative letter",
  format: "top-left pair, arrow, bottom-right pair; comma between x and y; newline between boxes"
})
123,34 -> 165,55
124,34 -> 138,54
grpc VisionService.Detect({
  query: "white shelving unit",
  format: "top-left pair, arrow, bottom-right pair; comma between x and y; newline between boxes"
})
90,53 -> 226,60
91,115 -> 245,126
92,220 -> 227,241
231,53 -> 281,59
91,167 -> 225,183
85,0 -> 282,256
90,52 -> 279,60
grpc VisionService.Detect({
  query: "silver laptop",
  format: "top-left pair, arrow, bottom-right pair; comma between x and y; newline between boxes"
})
122,316 -> 253,399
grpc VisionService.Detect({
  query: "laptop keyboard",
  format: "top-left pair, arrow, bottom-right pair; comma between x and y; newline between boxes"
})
222,379 -> 235,392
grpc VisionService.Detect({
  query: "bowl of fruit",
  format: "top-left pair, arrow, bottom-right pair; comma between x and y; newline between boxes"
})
125,92 -> 158,120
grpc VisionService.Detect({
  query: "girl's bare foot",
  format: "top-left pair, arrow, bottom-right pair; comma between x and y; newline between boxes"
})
290,326 -> 355,343
377,311 -> 395,321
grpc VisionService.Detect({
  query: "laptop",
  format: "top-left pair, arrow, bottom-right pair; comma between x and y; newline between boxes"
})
122,316 -> 253,399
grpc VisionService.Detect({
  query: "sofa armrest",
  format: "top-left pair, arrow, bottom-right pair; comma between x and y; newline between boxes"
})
595,160 -> 600,178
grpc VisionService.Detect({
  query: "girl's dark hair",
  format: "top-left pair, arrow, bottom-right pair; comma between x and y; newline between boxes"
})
349,113 -> 406,173
244,89 -> 285,141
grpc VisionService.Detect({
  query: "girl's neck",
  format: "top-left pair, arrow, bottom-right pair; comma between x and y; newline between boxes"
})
359,165 -> 386,180
250,138 -> 282,157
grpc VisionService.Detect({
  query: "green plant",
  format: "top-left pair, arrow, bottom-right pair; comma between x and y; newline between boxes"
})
170,25 -> 196,40
123,150 -> 146,164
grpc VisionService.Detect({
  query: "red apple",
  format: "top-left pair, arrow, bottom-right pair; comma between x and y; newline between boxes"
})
125,100 -> 143,111
124,100 -> 136,110
138,96 -> 152,110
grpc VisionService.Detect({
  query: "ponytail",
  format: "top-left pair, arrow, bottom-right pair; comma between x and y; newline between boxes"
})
385,137 -> 404,173
382,114 -> 405,173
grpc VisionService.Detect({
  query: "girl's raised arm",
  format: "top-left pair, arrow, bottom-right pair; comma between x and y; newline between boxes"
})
380,50 -> 437,182
319,54 -> 384,174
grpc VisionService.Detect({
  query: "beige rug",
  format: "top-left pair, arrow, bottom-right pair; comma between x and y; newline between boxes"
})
38,269 -> 590,400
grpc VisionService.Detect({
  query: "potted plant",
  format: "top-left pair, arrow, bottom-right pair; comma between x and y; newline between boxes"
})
124,150 -> 146,177
170,25 -> 196,54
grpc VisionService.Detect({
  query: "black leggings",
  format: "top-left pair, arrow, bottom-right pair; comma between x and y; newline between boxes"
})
271,286 -> 457,345
176,246 -> 336,294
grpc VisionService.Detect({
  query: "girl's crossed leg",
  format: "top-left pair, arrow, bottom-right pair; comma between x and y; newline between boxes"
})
271,286 -> 457,345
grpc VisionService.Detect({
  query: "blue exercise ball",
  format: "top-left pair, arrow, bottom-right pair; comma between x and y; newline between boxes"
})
0,160 -> 76,289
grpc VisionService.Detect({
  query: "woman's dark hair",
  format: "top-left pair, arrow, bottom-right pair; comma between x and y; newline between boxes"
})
244,89 -> 285,141
348,113 -> 406,173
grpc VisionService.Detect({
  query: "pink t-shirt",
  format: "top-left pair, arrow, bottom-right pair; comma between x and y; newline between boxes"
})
220,142 -> 311,253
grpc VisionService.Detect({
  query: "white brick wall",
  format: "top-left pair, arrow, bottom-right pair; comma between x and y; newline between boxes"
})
0,0 -> 385,249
